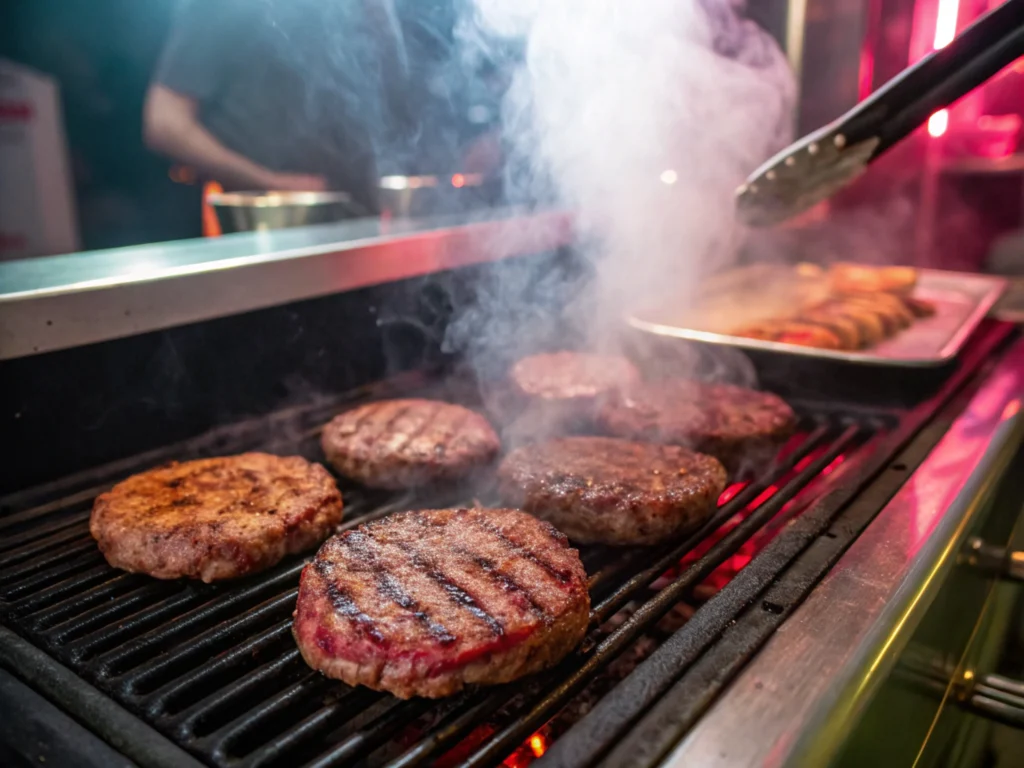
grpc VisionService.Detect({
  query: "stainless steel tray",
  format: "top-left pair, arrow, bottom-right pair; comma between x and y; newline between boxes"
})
626,268 -> 1007,367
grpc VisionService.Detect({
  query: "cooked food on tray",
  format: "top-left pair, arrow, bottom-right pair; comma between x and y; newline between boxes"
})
733,319 -> 844,350
840,292 -> 912,332
321,399 -> 500,489
497,437 -> 727,546
629,262 -> 998,364
597,380 -> 797,474
828,262 -> 918,296
90,453 -> 343,583
292,507 -> 590,699
508,351 -> 641,424
732,267 -> 936,351
801,301 -> 886,346
792,308 -> 863,348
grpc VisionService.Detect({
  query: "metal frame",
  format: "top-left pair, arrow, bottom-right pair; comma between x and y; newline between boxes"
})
0,627 -> 202,768
626,269 -> 1008,368
0,210 -> 572,360
0,667 -> 137,768
662,336 -> 1024,768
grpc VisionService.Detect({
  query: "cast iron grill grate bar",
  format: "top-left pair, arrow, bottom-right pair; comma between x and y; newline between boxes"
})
145,621 -> 296,718
303,698 -> 436,768
87,572 -> 306,680
44,582 -> 185,644
19,572 -> 154,630
203,674 -> 345,756
170,648 -> 307,740
8,565 -> 125,618
0,406 -> 880,768
2,551 -> 108,600
118,591 -> 299,700
0,510 -> 95,555
1,529 -> 96,569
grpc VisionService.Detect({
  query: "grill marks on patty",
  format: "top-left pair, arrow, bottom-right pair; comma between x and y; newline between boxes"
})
464,513 -> 576,584
327,530 -> 461,645
321,399 -> 500,489
328,514 -> 558,639
90,453 -> 343,582
293,508 -> 590,698
464,553 -> 553,624
320,574 -> 387,645
413,553 -> 508,637
498,437 -> 728,546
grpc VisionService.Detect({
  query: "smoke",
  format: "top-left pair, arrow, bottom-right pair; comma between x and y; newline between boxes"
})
259,0 -> 796,397
443,0 -> 795,373
475,0 -> 793,313
765,197 -> 920,267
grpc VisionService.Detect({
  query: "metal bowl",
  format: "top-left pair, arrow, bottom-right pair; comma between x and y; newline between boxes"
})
378,174 -> 487,218
207,191 -> 358,233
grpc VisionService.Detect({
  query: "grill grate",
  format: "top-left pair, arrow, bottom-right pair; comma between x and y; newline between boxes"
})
0,321 -> 1007,765
0,404 -> 878,768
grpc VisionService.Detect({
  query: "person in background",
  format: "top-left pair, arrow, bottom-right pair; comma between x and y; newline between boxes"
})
143,0 -> 508,217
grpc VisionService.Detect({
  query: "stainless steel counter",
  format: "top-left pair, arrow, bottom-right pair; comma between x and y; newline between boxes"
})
664,337 -> 1024,767
0,209 -> 572,360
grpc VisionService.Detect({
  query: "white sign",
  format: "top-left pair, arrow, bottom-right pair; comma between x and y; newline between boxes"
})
0,59 -> 79,260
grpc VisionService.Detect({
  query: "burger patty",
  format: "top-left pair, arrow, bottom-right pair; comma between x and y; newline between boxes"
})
497,437 -> 727,545
321,399 -> 500,489
597,380 -> 797,474
506,352 -> 641,430
292,507 -> 590,699
510,352 -> 641,401
90,453 -> 343,583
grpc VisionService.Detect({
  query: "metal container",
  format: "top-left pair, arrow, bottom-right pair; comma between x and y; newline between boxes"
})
207,191 -> 358,233
627,268 -> 1007,367
378,173 -> 488,219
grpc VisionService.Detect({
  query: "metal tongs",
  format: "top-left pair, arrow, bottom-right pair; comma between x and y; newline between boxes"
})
736,0 -> 1024,227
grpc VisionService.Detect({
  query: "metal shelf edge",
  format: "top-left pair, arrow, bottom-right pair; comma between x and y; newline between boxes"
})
0,211 -> 573,361
0,626 -> 204,768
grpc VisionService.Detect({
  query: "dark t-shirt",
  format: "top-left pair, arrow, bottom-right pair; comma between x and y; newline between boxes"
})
154,0 -> 394,210
155,0 -> 506,210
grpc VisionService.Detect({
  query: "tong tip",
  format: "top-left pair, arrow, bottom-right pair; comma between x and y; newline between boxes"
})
734,133 -> 879,227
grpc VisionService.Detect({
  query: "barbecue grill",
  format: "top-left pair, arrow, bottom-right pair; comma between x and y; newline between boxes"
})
1,209 -> 1023,768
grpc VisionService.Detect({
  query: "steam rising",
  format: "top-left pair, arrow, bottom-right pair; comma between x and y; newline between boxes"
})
437,0 -> 797,432
473,0 -> 795,314
268,0 -> 796,395
443,0 -> 795,394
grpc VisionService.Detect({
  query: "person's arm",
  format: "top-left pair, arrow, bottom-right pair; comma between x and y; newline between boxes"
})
145,0 -> 324,191
143,85 -> 324,191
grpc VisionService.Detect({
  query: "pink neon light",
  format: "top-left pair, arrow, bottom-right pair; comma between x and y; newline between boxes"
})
928,110 -> 949,137
933,0 -> 960,48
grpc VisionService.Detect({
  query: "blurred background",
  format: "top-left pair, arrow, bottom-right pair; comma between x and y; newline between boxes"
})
1,0 -> 204,251
1,0 -> 1022,274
